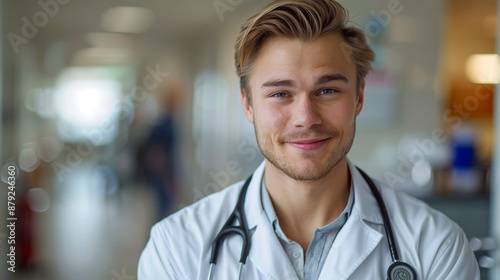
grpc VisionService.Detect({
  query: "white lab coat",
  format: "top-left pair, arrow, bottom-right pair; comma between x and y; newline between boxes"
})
138,160 -> 480,280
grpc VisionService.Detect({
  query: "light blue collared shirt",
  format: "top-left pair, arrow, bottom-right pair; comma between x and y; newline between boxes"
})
261,178 -> 354,280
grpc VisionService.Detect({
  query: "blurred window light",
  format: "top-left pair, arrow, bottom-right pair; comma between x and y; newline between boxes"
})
54,164 -> 108,278
465,54 -> 500,84
56,80 -> 119,127
54,67 -> 122,145
192,71 -> 231,168
100,7 -> 153,33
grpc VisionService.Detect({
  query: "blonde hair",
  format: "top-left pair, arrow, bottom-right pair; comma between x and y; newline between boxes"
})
234,0 -> 375,101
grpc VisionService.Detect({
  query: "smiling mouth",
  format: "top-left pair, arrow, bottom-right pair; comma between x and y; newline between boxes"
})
288,138 -> 330,151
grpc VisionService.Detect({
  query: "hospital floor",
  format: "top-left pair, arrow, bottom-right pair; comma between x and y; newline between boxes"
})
8,186 -> 156,280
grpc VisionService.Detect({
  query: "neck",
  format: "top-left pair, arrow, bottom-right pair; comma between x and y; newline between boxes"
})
264,158 -> 351,252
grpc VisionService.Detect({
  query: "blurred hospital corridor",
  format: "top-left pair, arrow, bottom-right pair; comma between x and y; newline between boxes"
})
10,186 -> 155,280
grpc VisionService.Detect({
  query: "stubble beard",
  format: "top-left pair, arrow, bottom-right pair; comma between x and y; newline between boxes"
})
254,121 -> 356,182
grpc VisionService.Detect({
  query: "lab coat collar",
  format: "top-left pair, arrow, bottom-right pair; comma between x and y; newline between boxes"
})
347,159 -> 385,225
244,160 -> 266,230
244,159 -> 385,227
243,159 -> 384,279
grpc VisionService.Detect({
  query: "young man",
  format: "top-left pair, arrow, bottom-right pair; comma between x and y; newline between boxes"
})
138,0 -> 480,279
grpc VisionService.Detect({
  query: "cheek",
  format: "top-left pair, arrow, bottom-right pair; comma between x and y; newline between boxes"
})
254,105 -> 288,133
324,102 -> 357,127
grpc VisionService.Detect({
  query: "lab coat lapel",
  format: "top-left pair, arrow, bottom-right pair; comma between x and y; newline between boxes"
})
247,212 -> 301,280
317,212 -> 383,279
318,161 -> 385,279
244,161 -> 300,280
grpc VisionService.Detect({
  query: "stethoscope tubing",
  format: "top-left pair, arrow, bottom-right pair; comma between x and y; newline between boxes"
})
209,175 -> 253,265
356,167 -> 400,262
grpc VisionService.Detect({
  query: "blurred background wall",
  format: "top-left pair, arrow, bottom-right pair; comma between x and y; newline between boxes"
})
0,0 -> 498,279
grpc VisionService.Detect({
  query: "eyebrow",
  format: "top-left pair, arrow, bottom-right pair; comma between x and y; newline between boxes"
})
261,74 -> 349,88
316,74 -> 349,85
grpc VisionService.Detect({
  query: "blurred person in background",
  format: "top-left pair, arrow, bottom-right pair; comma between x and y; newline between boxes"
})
138,81 -> 185,222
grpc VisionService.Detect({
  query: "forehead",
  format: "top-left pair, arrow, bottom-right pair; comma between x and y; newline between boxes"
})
250,34 -> 356,87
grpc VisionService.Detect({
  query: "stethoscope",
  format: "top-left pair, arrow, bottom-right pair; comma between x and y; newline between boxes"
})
208,167 -> 417,280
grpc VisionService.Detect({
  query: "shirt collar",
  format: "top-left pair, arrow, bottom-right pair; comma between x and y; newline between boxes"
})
260,170 -> 355,236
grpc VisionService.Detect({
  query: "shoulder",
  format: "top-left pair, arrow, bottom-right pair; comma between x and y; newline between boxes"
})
138,180 -> 245,278
374,179 -> 479,278
156,180 -> 244,242
379,181 -> 459,239
375,179 -> 461,244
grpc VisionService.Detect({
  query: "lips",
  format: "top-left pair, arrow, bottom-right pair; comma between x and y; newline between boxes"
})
288,138 -> 330,151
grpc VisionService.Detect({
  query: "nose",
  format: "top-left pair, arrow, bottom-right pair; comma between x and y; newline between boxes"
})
291,95 -> 322,128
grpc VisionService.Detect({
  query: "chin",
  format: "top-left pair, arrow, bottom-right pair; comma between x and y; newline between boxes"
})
286,168 -> 331,182
277,159 -> 334,181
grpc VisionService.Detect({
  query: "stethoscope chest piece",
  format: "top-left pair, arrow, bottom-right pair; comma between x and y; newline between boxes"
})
387,261 -> 417,280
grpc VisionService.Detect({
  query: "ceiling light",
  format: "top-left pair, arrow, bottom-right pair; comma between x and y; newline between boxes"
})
465,54 -> 500,84
100,6 -> 153,33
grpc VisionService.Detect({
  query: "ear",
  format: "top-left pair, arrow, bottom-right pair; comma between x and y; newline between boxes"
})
355,80 -> 365,116
241,89 -> 254,123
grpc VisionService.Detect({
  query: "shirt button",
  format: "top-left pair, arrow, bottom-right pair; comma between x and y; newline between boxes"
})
293,251 -> 301,258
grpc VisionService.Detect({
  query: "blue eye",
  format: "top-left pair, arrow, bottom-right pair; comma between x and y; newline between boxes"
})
319,89 -> 336,95
273,92 -> 288,98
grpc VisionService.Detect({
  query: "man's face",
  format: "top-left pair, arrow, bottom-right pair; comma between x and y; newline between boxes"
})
241,34 -> 365,181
